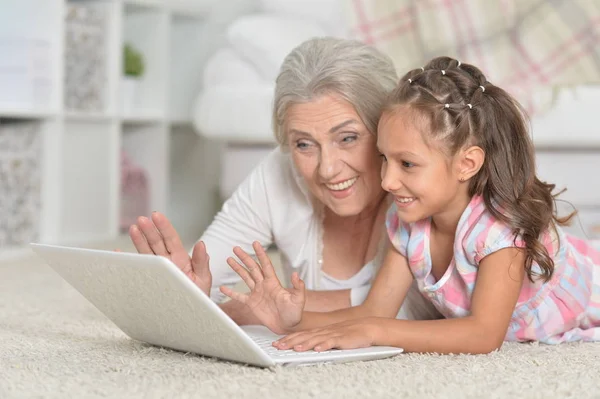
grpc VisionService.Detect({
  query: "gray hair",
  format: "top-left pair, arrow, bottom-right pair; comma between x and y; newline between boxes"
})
272,37 -> 398,146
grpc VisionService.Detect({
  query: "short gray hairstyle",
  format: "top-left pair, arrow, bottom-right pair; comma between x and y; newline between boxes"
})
272,37 -> 398,147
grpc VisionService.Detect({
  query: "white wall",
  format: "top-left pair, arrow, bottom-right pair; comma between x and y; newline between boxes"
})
167,0 -> 259,242
168,127 -> 223,242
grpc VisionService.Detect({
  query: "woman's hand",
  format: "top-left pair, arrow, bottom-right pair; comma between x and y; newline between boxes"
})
272,318 -> 381,352
219,241 -> 306,335
129,212 -> 212,296
219,300 -> 262,326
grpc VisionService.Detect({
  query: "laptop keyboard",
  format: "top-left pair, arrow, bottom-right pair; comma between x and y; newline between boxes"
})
251,336 -> 334,358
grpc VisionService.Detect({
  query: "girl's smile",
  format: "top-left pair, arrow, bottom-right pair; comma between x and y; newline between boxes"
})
393,196 -> 417,207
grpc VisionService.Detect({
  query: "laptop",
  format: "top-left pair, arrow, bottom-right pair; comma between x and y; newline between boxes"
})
30,243 -> 404,368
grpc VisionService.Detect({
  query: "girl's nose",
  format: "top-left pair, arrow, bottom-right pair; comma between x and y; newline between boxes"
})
381,168 -> 402,193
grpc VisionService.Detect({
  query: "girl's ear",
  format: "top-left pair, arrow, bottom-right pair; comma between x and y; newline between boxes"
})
458,146 -> 485,181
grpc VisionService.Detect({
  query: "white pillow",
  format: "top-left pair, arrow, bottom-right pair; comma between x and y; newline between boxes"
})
259,0 -> 346,35
192,84 -> 276,143
203,47 -> 265,87
227,13 -> 328,81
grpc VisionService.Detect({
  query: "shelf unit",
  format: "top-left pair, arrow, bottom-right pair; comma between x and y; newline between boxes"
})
0,0 -> 217,253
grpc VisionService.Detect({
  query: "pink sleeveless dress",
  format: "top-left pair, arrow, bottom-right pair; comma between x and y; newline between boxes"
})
386,195 -> 600,343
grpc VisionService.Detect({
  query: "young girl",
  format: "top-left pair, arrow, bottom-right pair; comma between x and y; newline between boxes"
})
219,56 -> 600,354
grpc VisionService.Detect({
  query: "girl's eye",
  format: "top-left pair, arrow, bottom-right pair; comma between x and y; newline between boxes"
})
402,161 -> 415,168
379,153 -> 387,162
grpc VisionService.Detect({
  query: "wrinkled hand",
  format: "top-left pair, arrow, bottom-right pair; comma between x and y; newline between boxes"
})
129,212 -> 212,296
272,318 -> 380,352
219,241 -> 305,335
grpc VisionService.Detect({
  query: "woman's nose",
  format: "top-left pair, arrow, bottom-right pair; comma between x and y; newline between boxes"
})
318,150 -> 340,180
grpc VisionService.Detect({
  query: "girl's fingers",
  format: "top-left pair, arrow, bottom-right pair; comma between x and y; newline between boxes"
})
274,329 -> 322,348
136,216 -> 170,256
252,241 -> 276,279
226,257 -> 256,290
317,335 -> 369,351
151,212 -> 186,255
219,286 -> 249,304
313,338 -> 340,352
279,332 -> 336,352
232,246 -> 264,283
293,334 -> 338,352
129,224 -> 153,254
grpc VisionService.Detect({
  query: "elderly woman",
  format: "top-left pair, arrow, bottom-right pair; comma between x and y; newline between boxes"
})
129,37 -> 439,324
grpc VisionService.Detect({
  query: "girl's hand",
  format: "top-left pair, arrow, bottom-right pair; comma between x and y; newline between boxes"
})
129,212 -> 212,296
273,318 -> 381,352
219,241 -> 305,335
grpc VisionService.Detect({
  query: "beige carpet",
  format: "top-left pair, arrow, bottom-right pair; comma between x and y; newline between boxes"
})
2,238 -> 600,398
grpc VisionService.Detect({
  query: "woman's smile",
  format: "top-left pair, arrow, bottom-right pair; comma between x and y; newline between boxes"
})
325,177 -> 358,199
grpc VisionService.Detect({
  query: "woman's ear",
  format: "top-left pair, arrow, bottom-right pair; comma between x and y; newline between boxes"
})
458,146 -> 484,181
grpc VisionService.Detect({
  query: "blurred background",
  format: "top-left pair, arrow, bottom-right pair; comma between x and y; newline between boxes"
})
1,0 -> 599,257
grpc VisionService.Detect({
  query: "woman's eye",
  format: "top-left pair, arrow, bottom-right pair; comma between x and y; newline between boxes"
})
295,140 -> 310,149
402,161 -> 415,168
341,135 -> 357,143
379,153 -> 387,162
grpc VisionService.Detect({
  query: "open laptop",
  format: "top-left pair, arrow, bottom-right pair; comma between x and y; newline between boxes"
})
30,243 -> 403,368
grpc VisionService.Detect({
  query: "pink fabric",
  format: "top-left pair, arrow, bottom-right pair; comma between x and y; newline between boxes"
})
346,0 -> 600,115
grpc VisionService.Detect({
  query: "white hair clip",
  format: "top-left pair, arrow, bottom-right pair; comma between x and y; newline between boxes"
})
457,60 -> 461,67
408,78 -> 412,83
441,70 -> 446,75
444,104 -> 450,108
420,67 -> 425,71
480,85 -> 486,92
467,104 -> 473,109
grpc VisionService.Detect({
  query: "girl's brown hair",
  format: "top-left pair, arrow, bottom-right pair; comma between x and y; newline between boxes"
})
386,56 -> 574,282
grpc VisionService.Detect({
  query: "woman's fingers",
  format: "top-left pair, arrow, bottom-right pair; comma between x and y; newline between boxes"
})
136,216 -> 170,256
186,241 -> 212,295
252,241 -> 277,279
290,272 -> 305,296
151,212 -> 186,255
191,241 -> 210,278
129,224 -> 153,254
226,256 -> 255,290
232,246 -> 264,283
219,285 -> 249,305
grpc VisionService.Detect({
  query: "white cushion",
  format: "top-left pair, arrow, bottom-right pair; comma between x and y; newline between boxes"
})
258,0 -> 346,35
220,144 -> 276,199
192,84 -> 276,143
203,47 -> 265,87
226,13 -> 328,81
